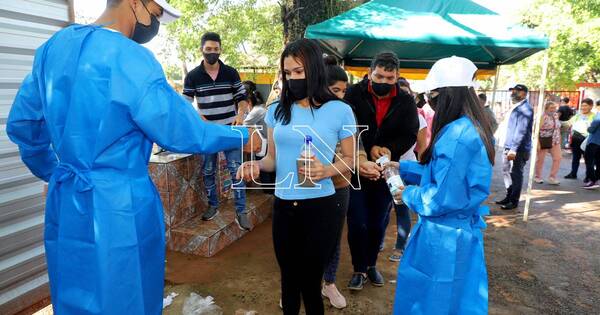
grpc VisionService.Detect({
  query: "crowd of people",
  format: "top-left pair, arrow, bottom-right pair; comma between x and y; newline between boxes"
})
5,0 -> 599,314
558,97 -> 600,189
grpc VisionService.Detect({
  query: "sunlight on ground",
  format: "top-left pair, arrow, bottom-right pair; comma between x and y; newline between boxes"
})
33,305 -> 52,315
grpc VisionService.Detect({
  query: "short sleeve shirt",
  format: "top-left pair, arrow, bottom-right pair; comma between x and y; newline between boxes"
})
265,100 -> 356,200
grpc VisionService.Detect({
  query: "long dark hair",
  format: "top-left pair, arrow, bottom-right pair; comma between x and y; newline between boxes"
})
420,87 -> 495,165
242,80 -> 264,106
275,39 -> 337,125
323,55 -> 348,86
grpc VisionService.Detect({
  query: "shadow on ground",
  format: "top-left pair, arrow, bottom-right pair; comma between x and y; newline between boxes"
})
162,151 -> 599,314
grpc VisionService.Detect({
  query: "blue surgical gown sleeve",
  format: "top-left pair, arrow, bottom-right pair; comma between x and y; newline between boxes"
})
130,77 -> 249,153
402,136 -> 490,217
7,72 -> 58,182
399,160 -> 424,186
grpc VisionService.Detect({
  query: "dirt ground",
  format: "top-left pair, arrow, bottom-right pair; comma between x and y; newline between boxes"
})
27,152 -> 600,315
162,152 -> 600,315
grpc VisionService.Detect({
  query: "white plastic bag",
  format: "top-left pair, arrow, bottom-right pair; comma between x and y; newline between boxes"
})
163,292 -> 179,309
182,293 -> 223,315
581,136 -> 589,152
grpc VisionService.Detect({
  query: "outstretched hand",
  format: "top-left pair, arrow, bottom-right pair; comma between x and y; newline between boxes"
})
359,161 -> 383,180
236,161 -> 261,182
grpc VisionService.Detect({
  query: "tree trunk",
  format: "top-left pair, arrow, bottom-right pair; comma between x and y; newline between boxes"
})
281,0 -> 370,44
281,0 -> 332,43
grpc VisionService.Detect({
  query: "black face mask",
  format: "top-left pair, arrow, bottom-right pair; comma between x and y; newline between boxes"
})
371,81 -> 393,97
287,79 -> 308,100
131,3 -> 159,44
415,94 -> 426,108
203,53 -> 220,65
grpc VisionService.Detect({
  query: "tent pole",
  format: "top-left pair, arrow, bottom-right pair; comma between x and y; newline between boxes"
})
490,65 -> 501,112
523,51 -> 549,222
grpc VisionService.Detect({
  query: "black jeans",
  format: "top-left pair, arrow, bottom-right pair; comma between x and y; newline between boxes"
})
507,150 -> 530,203
273,194 -> 345,315
347,179 -> 393,273
570,134 -> 586,176
584,143 -> 600,182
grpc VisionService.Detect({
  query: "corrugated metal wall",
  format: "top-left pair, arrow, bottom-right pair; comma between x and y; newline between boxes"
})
0,1 -> 72,314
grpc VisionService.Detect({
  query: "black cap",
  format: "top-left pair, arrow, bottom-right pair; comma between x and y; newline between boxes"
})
509,84 -> 528,93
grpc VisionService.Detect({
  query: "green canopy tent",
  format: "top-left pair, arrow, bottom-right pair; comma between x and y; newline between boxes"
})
306,0 -> 550,222
305,0 -> 549,71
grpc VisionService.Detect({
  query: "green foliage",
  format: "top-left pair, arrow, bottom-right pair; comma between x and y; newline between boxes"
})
165,0 -> 210,62
206,0 -> 283,67
501,0 -> 600,90
163,0 -> 283,73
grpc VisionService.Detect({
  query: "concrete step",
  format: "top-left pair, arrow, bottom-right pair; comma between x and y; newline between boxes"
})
168,191 -> 273,257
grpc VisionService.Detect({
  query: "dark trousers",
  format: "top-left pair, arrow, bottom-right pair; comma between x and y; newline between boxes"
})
323,187 -> 350,284
507,150 -> 530,203
273,194 -> 345,315
570,135 -> 586,177
584,143 -> 600,182
347,180 -> 393,273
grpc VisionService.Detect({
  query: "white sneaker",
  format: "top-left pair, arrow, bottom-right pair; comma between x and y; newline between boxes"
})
322,283 -> 347,309
534,177 -> 544,184
547,177 -> 560,185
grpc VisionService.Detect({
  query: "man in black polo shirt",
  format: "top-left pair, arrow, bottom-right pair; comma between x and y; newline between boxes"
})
183,32 -> 251,230
344,52 -> 419,290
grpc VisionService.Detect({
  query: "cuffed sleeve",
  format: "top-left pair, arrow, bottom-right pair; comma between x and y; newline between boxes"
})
399,160 -> 424,186
7,72 -> 58,182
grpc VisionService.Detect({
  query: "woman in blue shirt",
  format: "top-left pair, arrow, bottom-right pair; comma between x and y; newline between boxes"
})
391,57 -> 496,314
237,39 -> 356,315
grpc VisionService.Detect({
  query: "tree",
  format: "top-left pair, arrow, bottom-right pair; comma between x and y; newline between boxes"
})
281,0 -> 368,43
205,0 -> 283,68
500,0 -> 600,90
164,0 -> 210,74
161,0 -> 283,80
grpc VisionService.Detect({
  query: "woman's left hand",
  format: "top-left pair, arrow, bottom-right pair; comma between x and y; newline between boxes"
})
299,157 -> 330,182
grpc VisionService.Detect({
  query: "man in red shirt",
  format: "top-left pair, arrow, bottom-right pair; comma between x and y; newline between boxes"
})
344,52 -> 419,290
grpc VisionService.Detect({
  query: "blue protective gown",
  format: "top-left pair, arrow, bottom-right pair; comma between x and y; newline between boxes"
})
393,117 -> 492,315
6,25 -> 248,315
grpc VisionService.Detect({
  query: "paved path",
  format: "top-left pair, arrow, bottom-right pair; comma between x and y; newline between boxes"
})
486,151 -> 600,314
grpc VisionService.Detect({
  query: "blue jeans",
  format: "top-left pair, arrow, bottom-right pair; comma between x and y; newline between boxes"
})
393,204 -> 412,250
201,148 -> 246,214
380,203 -> 412,251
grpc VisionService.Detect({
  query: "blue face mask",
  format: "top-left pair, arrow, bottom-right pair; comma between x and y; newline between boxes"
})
130,2 -> 159,44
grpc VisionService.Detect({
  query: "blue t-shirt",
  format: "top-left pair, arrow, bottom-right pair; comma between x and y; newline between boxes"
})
265,100 -> 356,200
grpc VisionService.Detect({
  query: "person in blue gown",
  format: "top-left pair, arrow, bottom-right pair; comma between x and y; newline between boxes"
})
6,1 -> 259,314
391,57 -> 496,315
